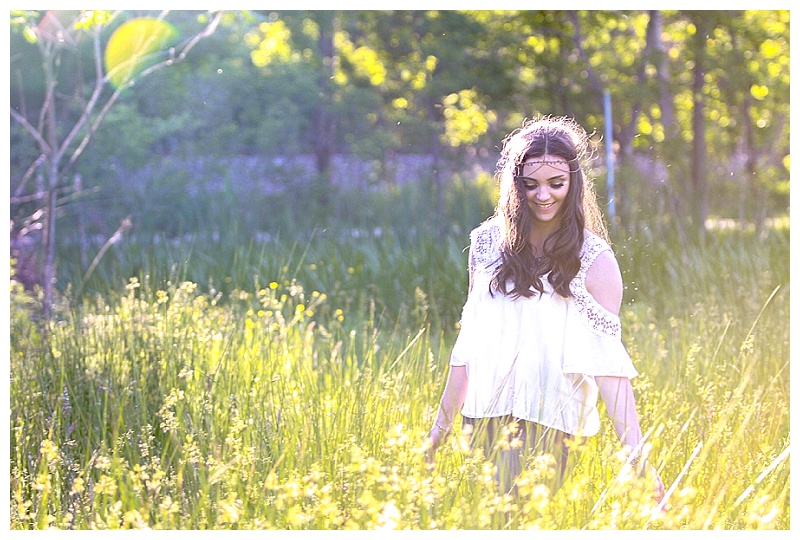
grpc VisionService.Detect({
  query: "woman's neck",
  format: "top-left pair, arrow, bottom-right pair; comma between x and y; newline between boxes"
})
529,222 -> 559,255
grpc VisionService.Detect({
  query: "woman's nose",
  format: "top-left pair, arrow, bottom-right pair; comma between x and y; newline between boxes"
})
536,188 -> 550,200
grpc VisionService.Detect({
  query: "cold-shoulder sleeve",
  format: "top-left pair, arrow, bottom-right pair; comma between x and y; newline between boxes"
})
450,221 -> 503,367
468,221 -> 503,283
562,233 -> 638,378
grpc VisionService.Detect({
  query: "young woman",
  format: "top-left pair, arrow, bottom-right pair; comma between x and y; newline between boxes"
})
428,116 -> 665,500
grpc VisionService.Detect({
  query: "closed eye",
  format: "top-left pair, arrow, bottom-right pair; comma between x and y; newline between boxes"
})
516,176 -> 567,190
521,182 -> 566,190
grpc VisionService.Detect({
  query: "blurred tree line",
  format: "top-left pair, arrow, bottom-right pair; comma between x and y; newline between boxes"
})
9,10 -> 790,312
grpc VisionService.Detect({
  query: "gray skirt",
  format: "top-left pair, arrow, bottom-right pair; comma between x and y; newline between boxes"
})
461,415 -> 583,495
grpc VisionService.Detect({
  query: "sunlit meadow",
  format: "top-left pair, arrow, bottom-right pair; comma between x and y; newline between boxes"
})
9,188 -> 789,529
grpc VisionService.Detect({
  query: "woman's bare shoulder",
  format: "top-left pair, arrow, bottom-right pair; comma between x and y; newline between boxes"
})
584,245 -> 623,315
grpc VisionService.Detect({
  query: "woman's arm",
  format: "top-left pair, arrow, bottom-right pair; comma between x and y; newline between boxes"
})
429,233 -> 473,452
595,375 -> 645,453
596,376 -> 664,502
586,250 -> 648,452
587,249 -> 665,501
428,365 -> 468,453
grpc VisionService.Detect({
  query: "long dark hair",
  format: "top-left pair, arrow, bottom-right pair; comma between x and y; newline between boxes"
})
490,116 -> 606,299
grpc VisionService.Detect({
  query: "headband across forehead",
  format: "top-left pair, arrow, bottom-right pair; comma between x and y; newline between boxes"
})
516,157 -> 581,175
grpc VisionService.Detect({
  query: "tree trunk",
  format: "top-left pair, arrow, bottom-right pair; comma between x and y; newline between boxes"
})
75,173 -> 88,268
567,11 -> 605,109
313,11 -> 336,211
652,11 -> 684,240
427,96 -> 446,236
617,11 -> 659,162
691,15 -> 709,240
656,11 -> 675,138
42,44 -> 59,320
43,185 -> 57,319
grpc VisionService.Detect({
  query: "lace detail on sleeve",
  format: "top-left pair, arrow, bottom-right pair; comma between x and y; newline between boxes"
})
569,233 -> 622,337
468,221 -> 502,282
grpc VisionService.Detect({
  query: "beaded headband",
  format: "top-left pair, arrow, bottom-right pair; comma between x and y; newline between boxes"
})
516,157 -> 581,175
521,158 -> 570,166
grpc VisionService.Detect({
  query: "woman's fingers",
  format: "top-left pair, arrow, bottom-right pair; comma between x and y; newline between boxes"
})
652,467 -> 666,503
425,431 -> 439,470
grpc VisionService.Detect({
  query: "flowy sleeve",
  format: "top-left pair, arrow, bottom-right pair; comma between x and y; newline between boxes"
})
562,233 -> 638,378
450,221 -> 503,368
449,299 -> 473,367
561,305 -> 638,377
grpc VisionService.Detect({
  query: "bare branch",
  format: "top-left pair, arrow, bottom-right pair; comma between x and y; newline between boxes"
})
64,11 -> 224,171
10,182 -> 100,207
57,29 -> 109,163
75,216 -> 133,299
566,11 -> 605,103
10,107 -> 51,154
140,10 -> 223,76
65,88 -> 124,171
36,42 -> 55,135
55,11 -> 124,153
10,193 -> 47,205
14,153 -> 47,198
11,9 -> 224,318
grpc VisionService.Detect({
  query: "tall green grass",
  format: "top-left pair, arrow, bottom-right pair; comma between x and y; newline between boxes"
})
10,188 -> 789,529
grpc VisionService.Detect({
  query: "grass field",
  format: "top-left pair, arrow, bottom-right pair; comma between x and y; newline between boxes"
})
9,204 -> 789,529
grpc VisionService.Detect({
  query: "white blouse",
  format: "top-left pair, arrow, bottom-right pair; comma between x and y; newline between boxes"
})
450,219 -> 638,437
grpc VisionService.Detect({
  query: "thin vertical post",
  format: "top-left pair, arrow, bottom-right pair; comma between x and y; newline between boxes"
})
604,89 -> 615,222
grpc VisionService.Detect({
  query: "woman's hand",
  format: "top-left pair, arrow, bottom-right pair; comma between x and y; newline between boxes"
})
426,424 -> 449,467
634,460 -> 665,504
427,366 -> 468,467
650,464 -> 666,504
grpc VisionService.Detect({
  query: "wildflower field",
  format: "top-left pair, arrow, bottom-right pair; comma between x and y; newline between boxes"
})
9,208 -> 790,529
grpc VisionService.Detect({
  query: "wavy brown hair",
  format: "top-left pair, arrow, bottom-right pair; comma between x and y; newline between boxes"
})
490,116 -> 607,299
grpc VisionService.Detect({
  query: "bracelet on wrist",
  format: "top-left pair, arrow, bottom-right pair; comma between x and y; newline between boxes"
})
629,455 -> 650,472
434,421 -> 451,434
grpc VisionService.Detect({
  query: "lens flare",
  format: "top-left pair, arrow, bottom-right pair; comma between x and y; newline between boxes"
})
104,18 -> 179,89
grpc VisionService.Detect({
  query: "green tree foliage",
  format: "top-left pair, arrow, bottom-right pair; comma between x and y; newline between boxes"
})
10,10 -> 790,290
